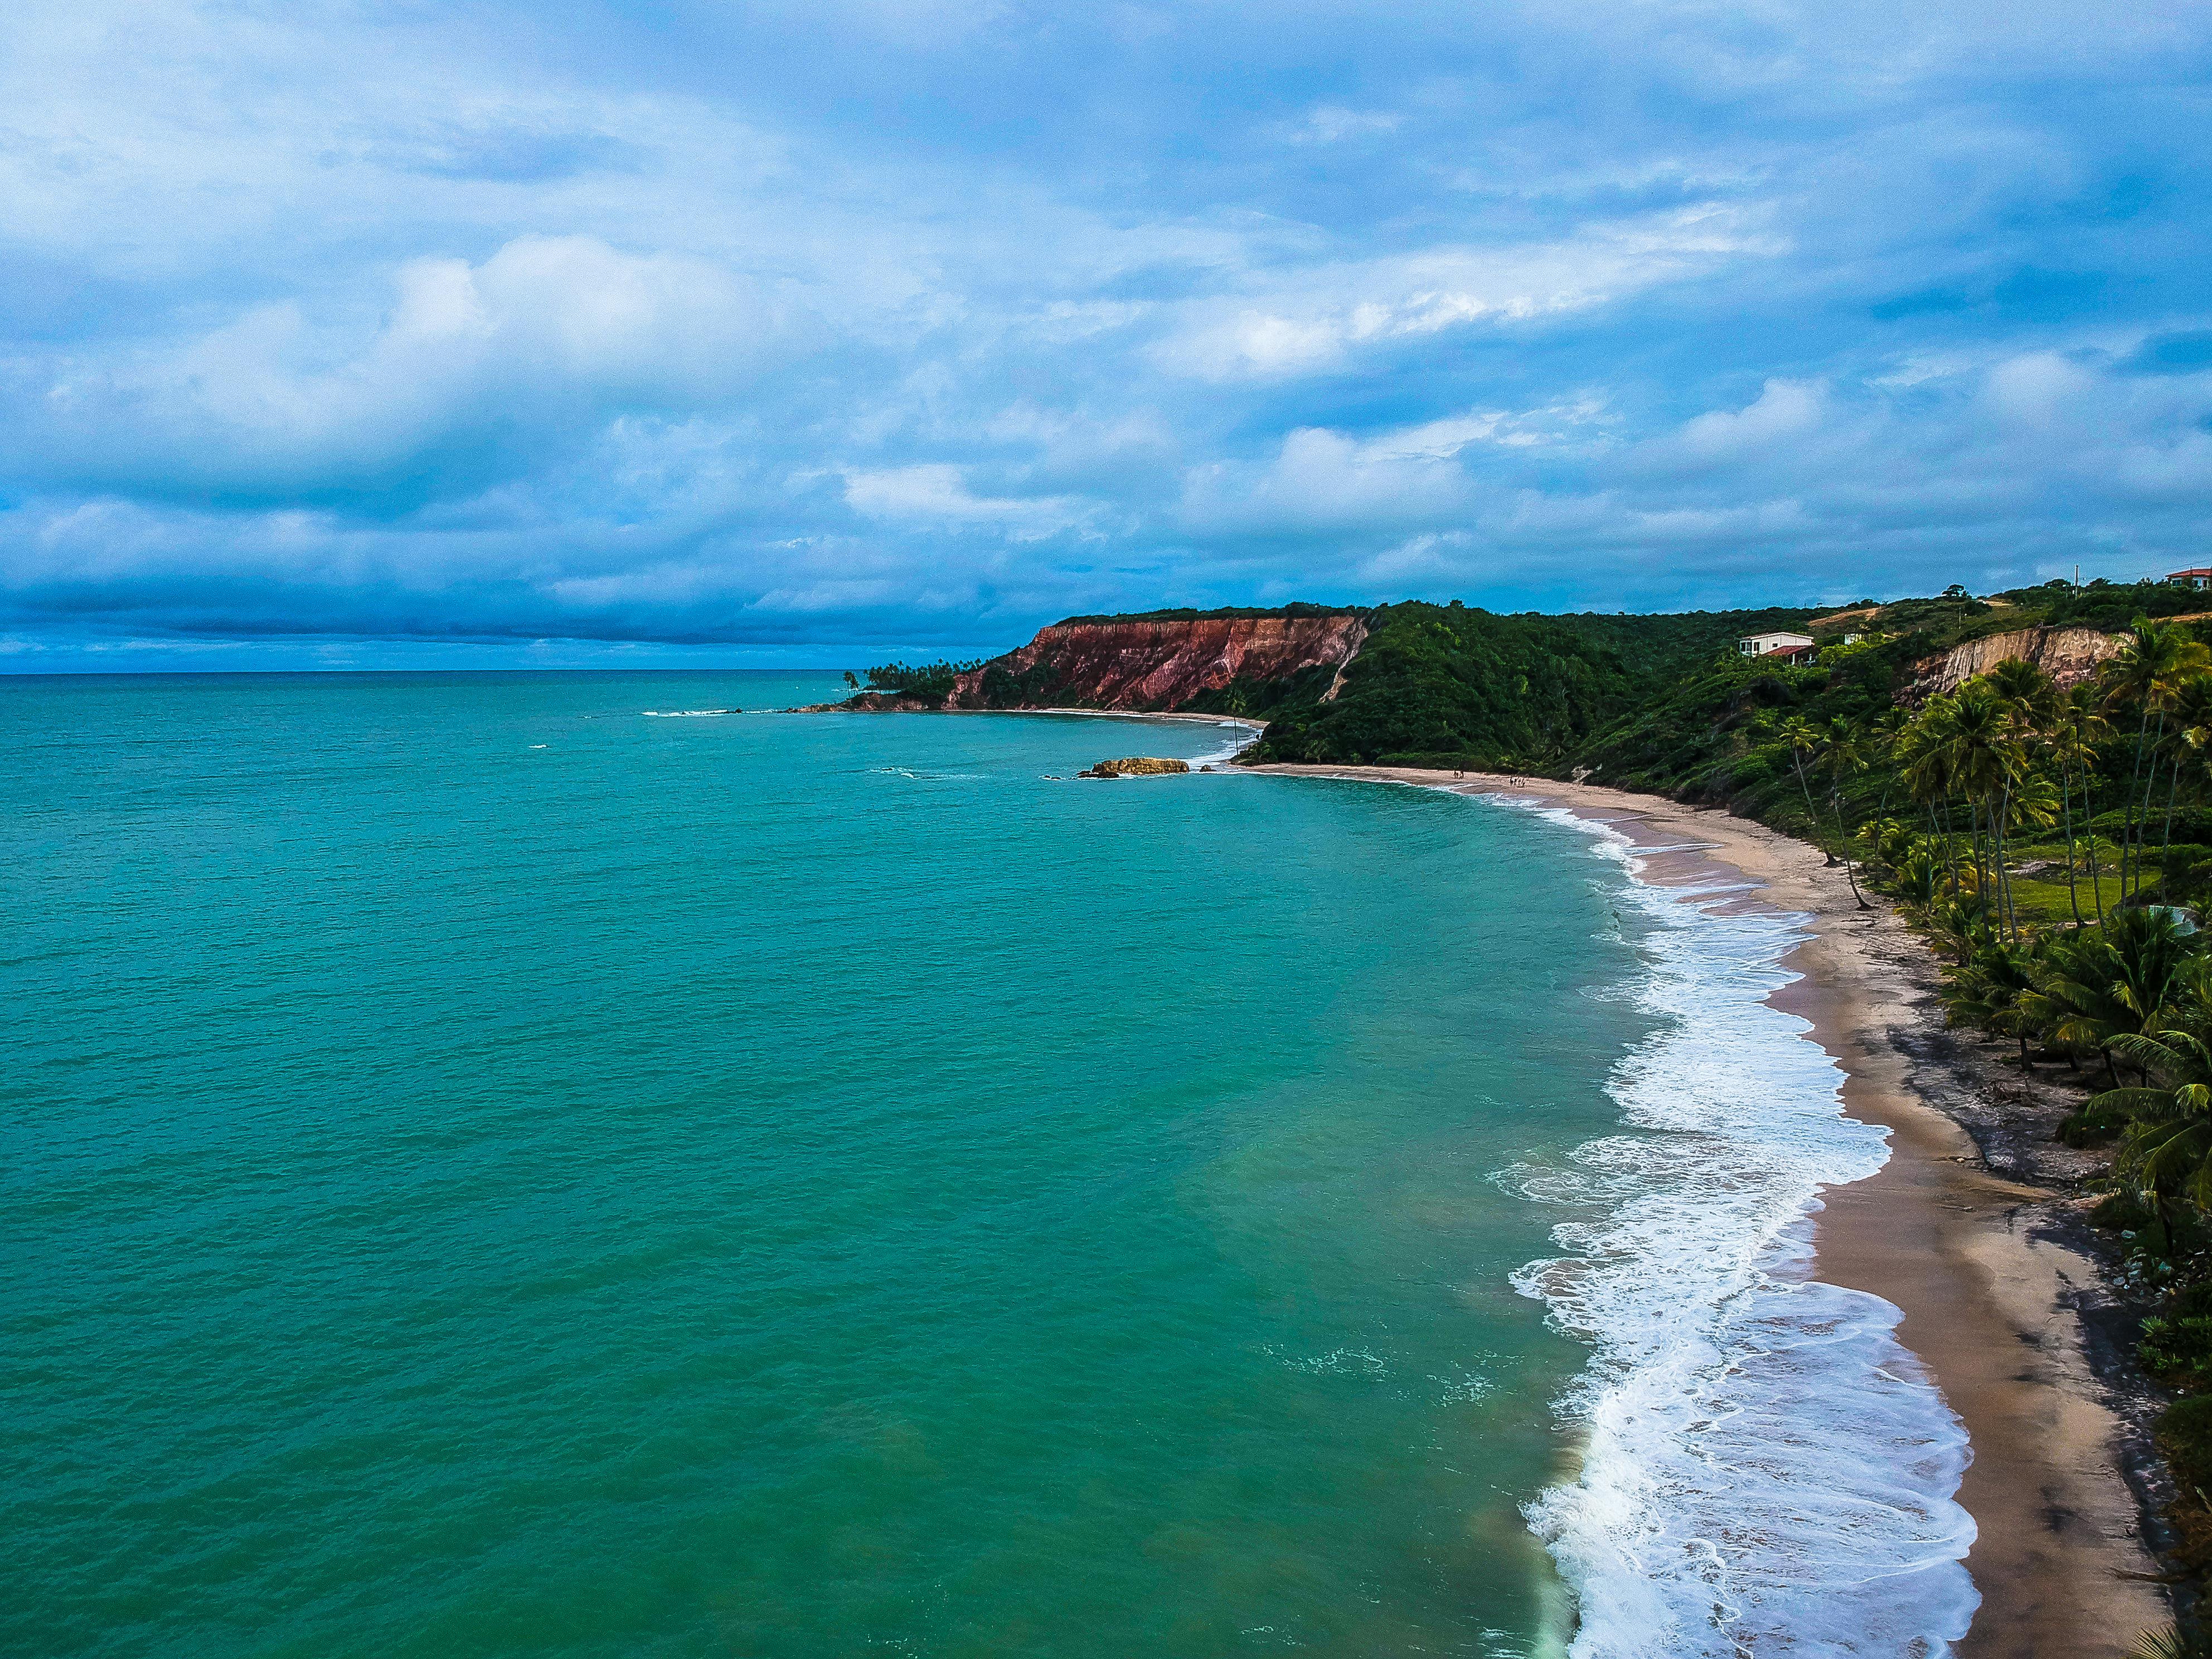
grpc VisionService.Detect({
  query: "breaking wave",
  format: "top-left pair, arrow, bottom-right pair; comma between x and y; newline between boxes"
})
1505,804 -> 1978,1657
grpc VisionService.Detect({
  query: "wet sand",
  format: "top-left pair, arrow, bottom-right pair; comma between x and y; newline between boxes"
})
1251,763 -> 2169,1658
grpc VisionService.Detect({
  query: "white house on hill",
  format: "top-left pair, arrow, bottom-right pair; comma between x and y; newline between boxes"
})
1739,631 -> 1817,662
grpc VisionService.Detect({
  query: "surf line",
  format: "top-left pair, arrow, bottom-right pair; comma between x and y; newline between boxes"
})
1500,798 -> 1976,1658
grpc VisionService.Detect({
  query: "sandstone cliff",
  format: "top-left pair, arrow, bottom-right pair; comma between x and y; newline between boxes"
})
945,611 -> 1367,711
1903,625 -> 2125,701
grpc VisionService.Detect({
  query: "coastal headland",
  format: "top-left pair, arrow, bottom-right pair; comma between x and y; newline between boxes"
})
1252,762 -> 2169,1659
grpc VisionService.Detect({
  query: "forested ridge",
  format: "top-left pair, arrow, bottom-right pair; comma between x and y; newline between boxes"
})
1270,578 -> 2212,1606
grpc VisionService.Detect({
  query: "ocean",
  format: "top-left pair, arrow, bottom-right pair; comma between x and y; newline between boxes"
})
2,672 -> 1973,1657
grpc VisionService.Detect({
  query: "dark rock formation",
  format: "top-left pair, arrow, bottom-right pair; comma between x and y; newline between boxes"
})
1078,756 -> 1190,779
790,691 -> 937,712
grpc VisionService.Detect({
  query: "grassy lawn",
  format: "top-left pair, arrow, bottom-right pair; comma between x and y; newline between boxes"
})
1996,838 -> 2178,928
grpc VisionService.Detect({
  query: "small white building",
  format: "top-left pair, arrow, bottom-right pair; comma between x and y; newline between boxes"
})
1739,631 -> 1817,661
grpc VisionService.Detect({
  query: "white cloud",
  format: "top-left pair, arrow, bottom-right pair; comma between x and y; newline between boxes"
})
842,464 -> 1098,539
1671,379 -> 1830,460
1156,206 -> 1787,381
2,0 -> 2210,648
1278,105 -> 1404,144
29,236 -> 774,492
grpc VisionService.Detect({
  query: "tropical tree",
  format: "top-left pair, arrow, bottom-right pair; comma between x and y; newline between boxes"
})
1899,697 -> 1963,894
1934,682 -> 2025,935
2053,686 -> 2113,924
2100,621 -> 2212,899
2080,959 -> 2212,1248
1779,715 -> 1836,860
1892,847 -> 1946,909
1929,894 -> 1989,968
2156,674 -> 2212,880
2022,908 -> 2196,1084
1942,935 -> 2040,1064
1822,716 -> 1875,909
1985,658 -> 2061,933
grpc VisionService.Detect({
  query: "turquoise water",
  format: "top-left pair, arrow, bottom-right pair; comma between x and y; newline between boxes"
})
3,672 -> 1662,1658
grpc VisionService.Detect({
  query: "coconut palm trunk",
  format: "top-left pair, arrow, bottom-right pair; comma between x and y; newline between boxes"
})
2133,711 -> 2169,899
1829,786 -> 1871,910
2059,753 -> 2085,926
2161,743 -> 2182,886
1994,779 -> 2018,940
2123,704 -> 2152,899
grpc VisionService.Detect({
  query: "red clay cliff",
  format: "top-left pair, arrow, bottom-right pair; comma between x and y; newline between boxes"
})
944,612 -> 1367,711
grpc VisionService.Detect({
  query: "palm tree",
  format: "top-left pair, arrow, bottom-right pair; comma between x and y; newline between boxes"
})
2021,908 -> 2194,1085
1930,893 -> 1990,968
1987,656 -> 2060,734
1986,658 -> 2060,934
1779,715 -> 1836,862
2108,905 -> 2196,1055
2155,674 -> 2212,887
2054,687 -> 2113,924
1900,698 -> 1964,895
1942,935 -> 2040,1064
1822,716 -> 1875,909
2084,959 -> 2212,1244
1893,847 -> 1946,908
2100,621 -> 2212,899
1937,682 -> 2025,935
2023,929 -> 2133,1085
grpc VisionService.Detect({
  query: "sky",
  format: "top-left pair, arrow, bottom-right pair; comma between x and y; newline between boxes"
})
2,1 -> 2210,670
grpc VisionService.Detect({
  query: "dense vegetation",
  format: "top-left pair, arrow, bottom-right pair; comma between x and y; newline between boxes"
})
1249,599 -> 1823,766
858,659 -> 984,702
1249,579 -> 2212,775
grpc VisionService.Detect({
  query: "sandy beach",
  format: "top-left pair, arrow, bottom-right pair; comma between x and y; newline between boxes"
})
1251,763 -> 2172,1658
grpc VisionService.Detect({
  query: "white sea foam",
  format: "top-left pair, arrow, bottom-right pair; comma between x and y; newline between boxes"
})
1187,720 -> 1264,767
642,707 -> 742,717
1503,803 -> 1979,1657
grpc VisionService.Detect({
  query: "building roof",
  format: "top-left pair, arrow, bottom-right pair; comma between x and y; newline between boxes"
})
2170,568 -> 2212,580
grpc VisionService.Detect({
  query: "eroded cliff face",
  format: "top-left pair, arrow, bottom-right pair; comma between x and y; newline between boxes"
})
1904,625 -> 2124,701
945,613 -> 1368,711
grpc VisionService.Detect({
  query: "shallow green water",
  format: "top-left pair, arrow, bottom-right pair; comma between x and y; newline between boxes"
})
3,672 -> 1656,1658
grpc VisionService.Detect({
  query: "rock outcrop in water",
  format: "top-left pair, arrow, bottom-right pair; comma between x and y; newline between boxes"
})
945,609 -> 1367,712
794,690 -> 937,712
1902,625 -> 2125,702
1078,756 -> 1190,779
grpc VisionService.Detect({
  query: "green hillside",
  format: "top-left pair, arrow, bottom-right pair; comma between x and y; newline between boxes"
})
1249,580 -> 2212,835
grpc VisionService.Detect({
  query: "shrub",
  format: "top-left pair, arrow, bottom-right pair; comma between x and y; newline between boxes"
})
2160,1393 -> 2212,1496
2141,1312 -> 2212,1384
2061,1107 -> 2129,1148
2094,1191 -> 2160,1231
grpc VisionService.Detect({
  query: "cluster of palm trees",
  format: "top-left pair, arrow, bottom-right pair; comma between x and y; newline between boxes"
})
1816,622 -> 2212,1240
1874,623 -> 2211,932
